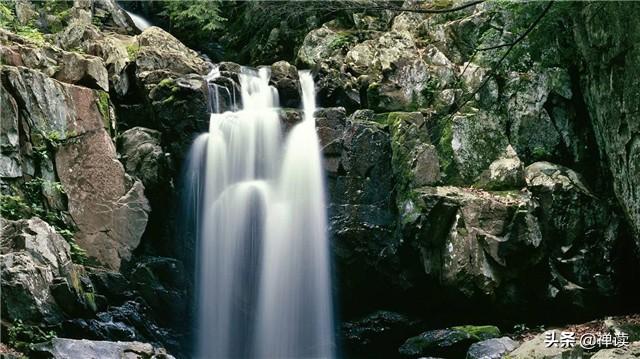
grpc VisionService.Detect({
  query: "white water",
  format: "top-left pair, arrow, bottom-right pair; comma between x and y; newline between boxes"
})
189,67 -> 334,358
125,10 -> 151,31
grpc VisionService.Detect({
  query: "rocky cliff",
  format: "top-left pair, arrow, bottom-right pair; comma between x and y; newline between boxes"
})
1,1 -> 639,358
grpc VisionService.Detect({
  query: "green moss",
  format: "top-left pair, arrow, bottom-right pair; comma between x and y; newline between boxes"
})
96,91 -> 110,130
373,112 -> 390,125
451,325 -> 501,340
83,292 -> 97,312
158,78 -> 175,88
126,43 -> 140,60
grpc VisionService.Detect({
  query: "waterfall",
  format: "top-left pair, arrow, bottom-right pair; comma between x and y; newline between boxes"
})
125,10 -> 151,31
187,67 -> 334,358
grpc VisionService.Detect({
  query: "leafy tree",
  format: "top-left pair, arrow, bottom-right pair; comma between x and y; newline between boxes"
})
157,0 -> 225,57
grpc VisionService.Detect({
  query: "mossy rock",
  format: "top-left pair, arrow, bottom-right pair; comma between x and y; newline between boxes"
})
451,325 -> 501,341
399,325 -> 500,358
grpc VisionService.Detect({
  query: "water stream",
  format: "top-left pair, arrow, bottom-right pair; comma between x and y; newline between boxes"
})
185,67 -> 334,358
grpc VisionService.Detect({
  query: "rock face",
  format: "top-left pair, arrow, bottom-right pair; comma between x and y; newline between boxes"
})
573,3 -> 640,241
55,130 -> 150,270
0,31 -> 109,91
32,338 -> 175,359
0,218 -> 70,323
117,127 -> 166,191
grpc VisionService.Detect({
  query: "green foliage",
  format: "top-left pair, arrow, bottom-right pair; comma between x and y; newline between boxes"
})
0,195 -> 31,220
219,1 -> 354,64
0,1 -> 15,27
329,32 -> 356,50
69,240 -> 88,264
160,0 -> 225,32
7,320 -> 56,353
154,0 -> 225,54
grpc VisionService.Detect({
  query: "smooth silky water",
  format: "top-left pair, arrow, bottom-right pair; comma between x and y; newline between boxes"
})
184,67 -> 334,358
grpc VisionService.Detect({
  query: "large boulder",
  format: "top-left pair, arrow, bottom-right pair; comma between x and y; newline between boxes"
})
524,162 -> 625,308
343,311 -> 419,359
270,60 -> 300,108
403,186 -> 542,300
387,111 -> 440,202
466,337 -> 519,359
591,342 -> 640,359
399,325 -> 500,358
508,330 -> 583,359
135,26 -> 209,86
2,66 -> 111,143
0,218 -> 71,323
32,338 -> 174,359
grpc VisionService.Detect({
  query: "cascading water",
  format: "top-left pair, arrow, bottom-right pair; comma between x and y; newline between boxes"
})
186,66 -> 334,358
125,10 -> 151,31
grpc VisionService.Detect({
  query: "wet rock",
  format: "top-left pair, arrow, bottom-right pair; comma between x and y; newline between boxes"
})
343,311 -> 419,359
315,107 -> 346,156
60,300 -> 181,354
31,338 -> 174,359
117,127 -> 167,191
399,325 -> 500,358
328,117 -> 399,314
508,330 -> 583,359
270,60 -> 300,108
466,337 -> 519,359
524,161 -> 625,308
129,257 -> 187,327
86,267 -> 133,303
